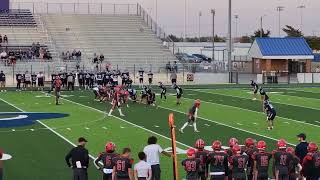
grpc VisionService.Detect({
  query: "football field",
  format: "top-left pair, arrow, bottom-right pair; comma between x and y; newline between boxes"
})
0,85 -> 319,179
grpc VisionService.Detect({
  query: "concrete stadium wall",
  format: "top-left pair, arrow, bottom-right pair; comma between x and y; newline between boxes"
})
297,73 -> 320,83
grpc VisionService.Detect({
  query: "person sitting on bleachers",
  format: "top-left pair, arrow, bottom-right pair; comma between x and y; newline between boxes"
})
0,35 -> 2,44
99,54 -> 104,63
76,50 -> 82,61
0,50 -> 7,60
3,35 -> 8,44
72,49 -> 77,60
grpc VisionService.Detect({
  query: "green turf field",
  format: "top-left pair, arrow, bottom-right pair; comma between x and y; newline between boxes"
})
0,85 -> 319,179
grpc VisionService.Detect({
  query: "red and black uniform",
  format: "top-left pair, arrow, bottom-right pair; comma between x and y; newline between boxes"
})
302,152 -> 320,180
188,105 -> 198,123
195,150 -> 209,180
181,158 -> 201,180
252,151 -> 272,180
206,151 -> 229,180
94,152 -> 118,180
112,156 -> 133,180
243,147 -> 258,180
288,154 -> 300,180
273,150 -> 293,180
229,154 -> 249,180
112,91 -> 121,109
54,79 -> 62,96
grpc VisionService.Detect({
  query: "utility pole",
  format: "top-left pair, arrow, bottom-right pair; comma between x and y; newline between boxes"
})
211,9 -> 215,61
234,14 -> 239,39
260,15 -> 266,38
297,5 -> 305,32
276,6 -> 284,37
228,0 -> 232,82
184,0 -> 187,41
198,11 -> 202,42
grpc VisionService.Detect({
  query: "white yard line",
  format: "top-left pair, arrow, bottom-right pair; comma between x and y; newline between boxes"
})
60,96 -> 296,146
192,89 -> 320,111
157,105 -> 295,146
188,90 -> 320,128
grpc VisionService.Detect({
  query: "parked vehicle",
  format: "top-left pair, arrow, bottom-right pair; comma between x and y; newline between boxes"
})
192,54 -> 212,63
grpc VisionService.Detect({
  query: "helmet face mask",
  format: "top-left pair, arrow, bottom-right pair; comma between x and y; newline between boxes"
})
105,142 -> 116,152
257,141 -> 266,151
277,139 -> 287,149
245,138 -> 255,148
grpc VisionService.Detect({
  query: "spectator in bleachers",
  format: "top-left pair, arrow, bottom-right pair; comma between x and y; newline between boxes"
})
99,54 -> 104,63
76,50 -> 81,61
39,48 -> 44,60
0,35 -> 2,44
3,35 -> 8,44
0,50 -> 7,59
66,51 -> 71,60
72,49 -> 77,60
36,42 -> 40,55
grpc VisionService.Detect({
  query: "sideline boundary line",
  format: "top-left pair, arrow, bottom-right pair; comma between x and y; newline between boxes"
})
0,97 -> 100,161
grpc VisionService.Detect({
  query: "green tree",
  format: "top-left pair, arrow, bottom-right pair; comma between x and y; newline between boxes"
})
306,36 -> 320,50
240,36 -> 252,43
282,25 -> 303,37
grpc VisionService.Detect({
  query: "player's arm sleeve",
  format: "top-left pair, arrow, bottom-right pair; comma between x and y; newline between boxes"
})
65,149 -> 73,167
94,154 -> 102,169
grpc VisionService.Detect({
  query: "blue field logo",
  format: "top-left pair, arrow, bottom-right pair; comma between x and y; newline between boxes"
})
0,112 -> 69,128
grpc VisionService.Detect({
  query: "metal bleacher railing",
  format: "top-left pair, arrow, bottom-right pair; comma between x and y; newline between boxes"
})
10,2 -> 138,15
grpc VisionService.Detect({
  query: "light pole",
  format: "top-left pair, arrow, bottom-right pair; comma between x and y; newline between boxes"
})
155,0 -> 158,23
276,6 -> 284,37
211,9 -> 215,61
228,0 -> 232,79
260,15 -> 267,38
184,0 -> 187,41
198,11 -> 202,42
297,5 -> 305,32
234,14 -> 239,39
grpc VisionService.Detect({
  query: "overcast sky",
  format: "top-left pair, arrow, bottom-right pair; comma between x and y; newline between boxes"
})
11,0 -> 320,37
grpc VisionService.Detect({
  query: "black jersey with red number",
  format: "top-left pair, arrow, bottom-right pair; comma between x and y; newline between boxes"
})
112,156 -> 132,178
206,151 -> 229,175
252,152 -> 272,177
273,150 -> 293,176
188,105 -> 197,117
96,152 -> 118,169
229,154 -> 249,178
195,150 -> 208,173
181,158 -> 201,180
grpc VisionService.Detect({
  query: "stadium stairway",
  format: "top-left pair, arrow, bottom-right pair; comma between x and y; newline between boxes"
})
40,14 -> 177,72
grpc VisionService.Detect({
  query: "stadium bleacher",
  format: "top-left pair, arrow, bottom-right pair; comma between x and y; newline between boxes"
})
0,9 -> 36,27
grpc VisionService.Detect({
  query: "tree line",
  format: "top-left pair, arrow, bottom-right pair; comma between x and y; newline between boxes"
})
168,25 -> 320,50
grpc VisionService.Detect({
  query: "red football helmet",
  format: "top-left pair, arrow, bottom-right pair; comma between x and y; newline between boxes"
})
245,138 -> 255,148
257,141 -> 266,150
212,140 -> 222,150
195,139 -> 205,149
286,147 -> 295,154
0,148 -> 3,159
195,99 -> 201,108
105,142 -> 116,152
55,76 -> 60,80
229,138 -> 238,147
187,148 -> 196,157
277,139 -> 287,149
232,145 -> 241,154
308,142 -> 318,152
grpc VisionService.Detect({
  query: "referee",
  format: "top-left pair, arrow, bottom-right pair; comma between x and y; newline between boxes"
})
65,137 -> 89,180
